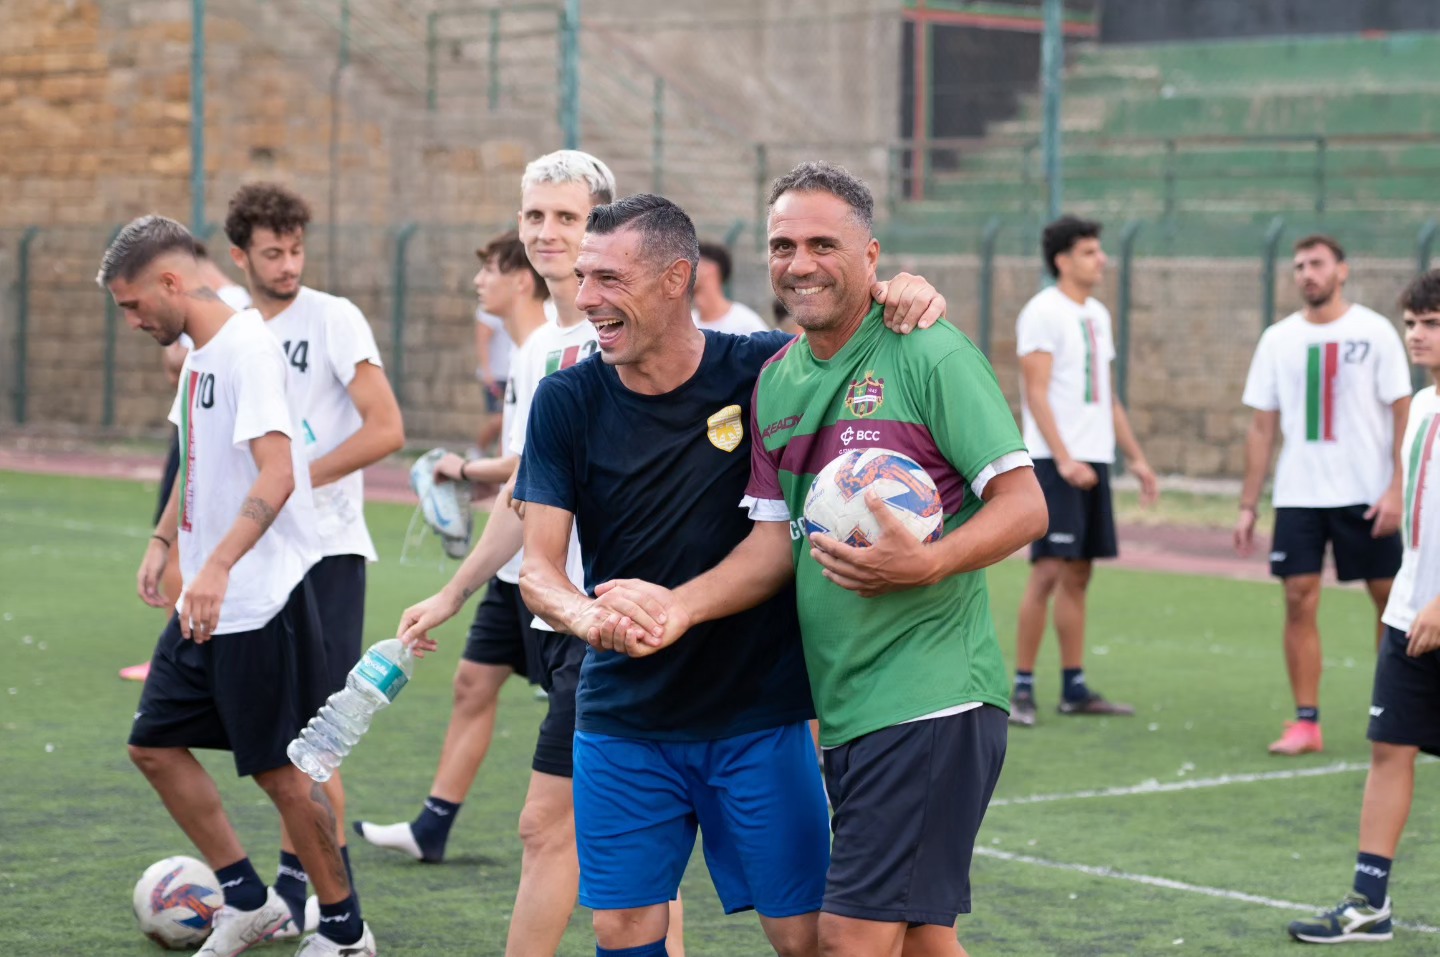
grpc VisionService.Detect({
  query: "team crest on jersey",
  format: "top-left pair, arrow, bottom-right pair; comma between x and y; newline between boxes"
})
845,371 -> 885,418
706,404 -> 743,452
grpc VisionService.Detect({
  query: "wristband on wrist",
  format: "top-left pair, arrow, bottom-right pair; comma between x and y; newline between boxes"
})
459,460 -> 473,482
151,533 -> 173,548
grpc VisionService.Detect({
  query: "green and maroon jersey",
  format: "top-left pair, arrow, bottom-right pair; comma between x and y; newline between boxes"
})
746,302 -> 1027,746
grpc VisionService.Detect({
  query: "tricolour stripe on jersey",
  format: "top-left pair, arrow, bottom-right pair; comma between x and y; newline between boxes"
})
178,370 -> 198,532
1305,342 -> 1339,442
1406,413 -> 1440,548
1081,318 -> 1100,404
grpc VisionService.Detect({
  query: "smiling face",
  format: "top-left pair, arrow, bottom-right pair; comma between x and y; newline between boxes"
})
109,261 -> 189,346
766,190 -> 878,333
573,226 -> 691,367
234,226 -> 304,302
1293,243 -> 1347,308
518,180 -> 594,283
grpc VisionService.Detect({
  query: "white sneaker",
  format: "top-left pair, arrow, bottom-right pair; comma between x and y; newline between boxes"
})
197,887 -> 291,956
353,819 -> 425,860
267,894 -> 320,942
295,922 -> 376,956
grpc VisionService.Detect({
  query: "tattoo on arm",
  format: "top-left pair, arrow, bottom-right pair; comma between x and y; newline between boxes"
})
240,496 -> 278,531
187,286 -> 221,302
461,584 -> 478,600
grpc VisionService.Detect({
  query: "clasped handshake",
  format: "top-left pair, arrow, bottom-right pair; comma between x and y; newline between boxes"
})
572,578 -> 693,658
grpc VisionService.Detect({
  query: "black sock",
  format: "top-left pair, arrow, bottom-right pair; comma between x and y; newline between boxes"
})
1297,706 -> 1320,723
274,851 -> 307,924
1062,668 -> 1090,703
411,795 -> 461,860
1353,852 -> 1392,908
317,894 -> 363,945
215,858 -> 267,912
1014,671 -> 1035,693
597,941 -> 668,956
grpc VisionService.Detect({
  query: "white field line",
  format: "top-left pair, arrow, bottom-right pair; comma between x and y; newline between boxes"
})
976,847 -> 1440,934
991,758 -> 1436,808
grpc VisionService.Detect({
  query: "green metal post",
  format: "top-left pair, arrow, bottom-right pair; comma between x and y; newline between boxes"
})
753,143 -> 769,251
1314,136 -> 1327,218
1040,0 -> 1064,220
651,77 -> 664,195
559,0 -> 581,148
1162,138 -> 1177,235
102,223 -> 125,428
1261,216 -> 1286,334
1418,218 -> 1438,273
14,226 -> 39,425
426,12 -> 438,112
978,217 -> 1001,360
1116,221 -> 1141,406
391,223 -> 418,408
190,0 -> 206,232
488,7 -> 501,111
328,0 -> 350,292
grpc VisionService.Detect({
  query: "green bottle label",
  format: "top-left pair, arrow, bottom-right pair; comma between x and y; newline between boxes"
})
355,648 -> 408,701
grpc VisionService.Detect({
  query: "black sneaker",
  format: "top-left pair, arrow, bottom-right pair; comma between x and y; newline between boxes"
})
1008,689 -> 1037,727
1057,691 -> 1135,716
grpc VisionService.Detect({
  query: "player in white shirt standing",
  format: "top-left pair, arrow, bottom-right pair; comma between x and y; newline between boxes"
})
691,241 -> 769,335
221,182 -> 405,938
1237,235 -> 1411,756
1010,216 -> 1158,727
1286,271 -> 1440,944
475,308 -> 514,454
104,216 -> 376,956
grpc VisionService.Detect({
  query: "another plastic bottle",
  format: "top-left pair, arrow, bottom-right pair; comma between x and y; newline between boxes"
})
287,638 -> 415,782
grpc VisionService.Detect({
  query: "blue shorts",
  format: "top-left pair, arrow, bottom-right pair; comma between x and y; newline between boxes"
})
573,721 -> 829,917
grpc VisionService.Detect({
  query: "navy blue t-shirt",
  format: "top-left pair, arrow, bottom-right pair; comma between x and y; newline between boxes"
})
515,329 -> 814,742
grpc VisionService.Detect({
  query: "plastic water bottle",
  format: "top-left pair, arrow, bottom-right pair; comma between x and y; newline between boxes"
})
287,638 -> 415,782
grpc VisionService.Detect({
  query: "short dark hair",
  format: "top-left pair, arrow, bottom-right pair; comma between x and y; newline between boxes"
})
97,215 -> 196,286
192,239 -> 211,260
767,161 -> 874,231
1042,215 -> 1102,278
1294,234 -> 1346,263
586,193 -> 700,295
698,242 -> 732,284
224,182 -> 312,251
478,229 -> 547,300
1400,269 -> 1440,315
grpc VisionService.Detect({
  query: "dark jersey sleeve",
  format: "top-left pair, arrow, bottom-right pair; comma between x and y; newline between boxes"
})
513,375 -> 578,512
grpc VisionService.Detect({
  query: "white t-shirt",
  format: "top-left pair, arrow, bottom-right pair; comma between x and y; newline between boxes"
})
1016,286 -> 1117,464
217,284 -> 252,311
168,310 -> 319,634
264,286 -> 384,562
692,301 -> 768,336
501,318 -> 593,612
1383,386 -> 1440,632
475,309 -> 514,381
1242,305 -> 1411,508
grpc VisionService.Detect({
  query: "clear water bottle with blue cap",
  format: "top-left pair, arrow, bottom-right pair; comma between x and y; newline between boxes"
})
288,638 -> 415,782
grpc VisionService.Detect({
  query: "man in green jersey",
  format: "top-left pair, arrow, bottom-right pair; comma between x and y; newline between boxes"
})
587,162 -> 1048,957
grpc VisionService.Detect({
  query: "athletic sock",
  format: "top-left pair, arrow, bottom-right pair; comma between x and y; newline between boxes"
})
1062,668 -> 1090,703
597,941 -> 668,957
215,858 -> 267,912
1296,706 -> 1320,724
317,894 -> 363,946
1014,671 -> 1035,694
274,851 -> 308,924
1353,852 -> 1392,908
411,796 -> 461,859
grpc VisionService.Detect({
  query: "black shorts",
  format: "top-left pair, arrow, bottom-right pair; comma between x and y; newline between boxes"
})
822,705 -> 1008,926
1368,625 -> 1440,756
306,554 -> 367,693
462,577 -> 585,778
128,579 -> 330,778
1029,459 -> 1118,562
153,429 -> 182,526
1270,506 -> 1402,581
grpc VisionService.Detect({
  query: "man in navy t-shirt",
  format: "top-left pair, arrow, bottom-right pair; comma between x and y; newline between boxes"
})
515,194 -> 946,957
